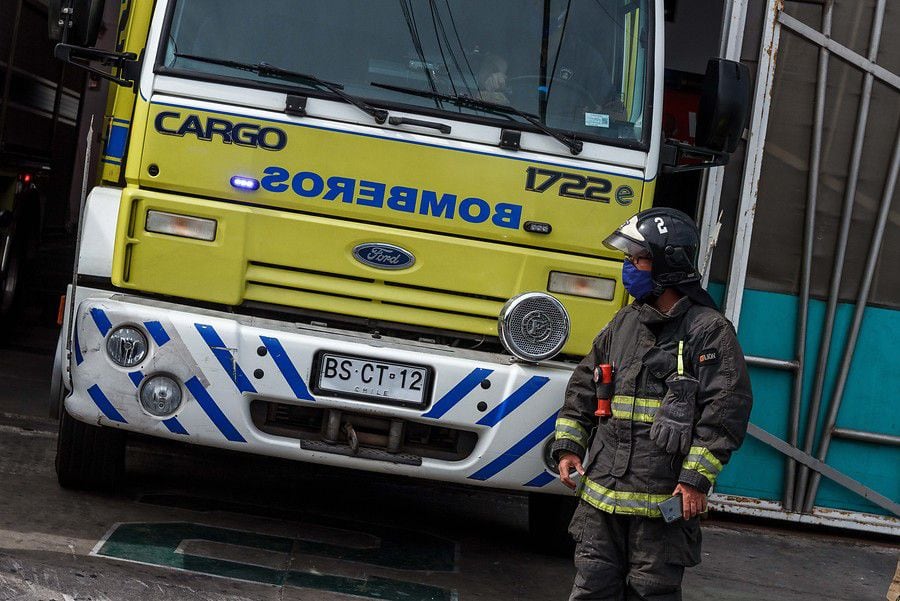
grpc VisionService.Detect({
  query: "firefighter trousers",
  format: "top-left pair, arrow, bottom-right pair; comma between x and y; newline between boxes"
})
567,501 -> 702,601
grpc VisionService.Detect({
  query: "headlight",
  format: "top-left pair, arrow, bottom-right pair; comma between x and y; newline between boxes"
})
498,292 -> 570,362
145,210 -> 217,241
548,272 -> 616,300
106,326 -> 149,367
139,374 -> 183,417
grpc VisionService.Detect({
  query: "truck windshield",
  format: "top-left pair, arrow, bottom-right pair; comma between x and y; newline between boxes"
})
160,0 -> 651,147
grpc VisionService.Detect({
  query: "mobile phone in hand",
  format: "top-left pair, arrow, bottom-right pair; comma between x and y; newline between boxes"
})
659,494 -> 683,523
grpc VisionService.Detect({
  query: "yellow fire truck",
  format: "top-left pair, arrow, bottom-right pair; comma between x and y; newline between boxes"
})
48,0 -> 747,536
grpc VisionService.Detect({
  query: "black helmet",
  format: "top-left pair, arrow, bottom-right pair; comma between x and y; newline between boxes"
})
603,208 -> 702,293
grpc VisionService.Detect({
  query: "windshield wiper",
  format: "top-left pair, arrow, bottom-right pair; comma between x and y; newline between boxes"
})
371,81 -> 583,154
174,53 -> 388,124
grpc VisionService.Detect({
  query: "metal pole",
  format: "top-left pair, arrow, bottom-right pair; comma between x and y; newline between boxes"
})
785,0 -> 832,513
778,12 -> 900,92
699,0 -> 751,286
722,0 -> 783,328
802,122 -> 900,512
832,429 -> 900,448
0,0 -> 25,147
745,356 -> 799,371
747,423 -> 900,517
794,0 -> 886,511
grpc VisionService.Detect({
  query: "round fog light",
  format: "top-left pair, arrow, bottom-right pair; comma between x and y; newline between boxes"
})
499,292 -> 570,362
106,326 -> 149,367
139,374 -> 183,417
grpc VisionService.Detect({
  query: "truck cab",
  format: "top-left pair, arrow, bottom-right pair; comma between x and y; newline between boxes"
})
50,0 -> 747,526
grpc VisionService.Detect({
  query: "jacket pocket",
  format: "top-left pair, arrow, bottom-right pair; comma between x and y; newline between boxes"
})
645,447 -> 682,484
582,437 -> 604,473
590,437 -> 616,477
664,518 -> 702,567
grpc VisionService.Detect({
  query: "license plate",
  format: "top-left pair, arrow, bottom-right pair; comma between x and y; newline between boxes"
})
314,352 -> 432,407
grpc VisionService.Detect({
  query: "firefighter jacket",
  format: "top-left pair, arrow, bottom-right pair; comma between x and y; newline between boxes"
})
550,296 -> 753,518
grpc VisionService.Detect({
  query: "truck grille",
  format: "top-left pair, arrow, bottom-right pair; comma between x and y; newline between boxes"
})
244,262 -> 504,336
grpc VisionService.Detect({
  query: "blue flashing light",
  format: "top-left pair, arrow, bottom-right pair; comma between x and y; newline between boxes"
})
231,176 -> 260,191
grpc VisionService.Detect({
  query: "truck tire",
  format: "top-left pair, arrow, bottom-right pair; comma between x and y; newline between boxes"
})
55,408 -> 126,491
49,329 -> 66,419
528,492 -> 577,556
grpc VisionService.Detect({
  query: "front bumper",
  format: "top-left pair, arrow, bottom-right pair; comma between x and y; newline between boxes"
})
67,292 -> 574,493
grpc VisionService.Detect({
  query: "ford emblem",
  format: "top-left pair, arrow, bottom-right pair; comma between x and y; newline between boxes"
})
352,243 -> 416,270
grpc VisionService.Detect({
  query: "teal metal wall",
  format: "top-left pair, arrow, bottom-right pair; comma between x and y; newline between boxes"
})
710,285 -> 899,516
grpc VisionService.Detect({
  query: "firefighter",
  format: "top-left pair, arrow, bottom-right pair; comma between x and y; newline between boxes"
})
552,208 -> 753,600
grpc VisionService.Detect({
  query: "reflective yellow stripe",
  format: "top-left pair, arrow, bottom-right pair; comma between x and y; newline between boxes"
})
634,398 -> 662,408
556,418 -> 589,438
677,340 -> 684,376
611,395 -> 661,423
613,409 -> 654,423
682,460 -> 718,483
682,446 -> 723,483
580,492 -> 617,513
689,446 -> 723,471
611,395 -> 661,407
555,418 -> 589,446
579,477 -> 669,517
555,431 -> 587,446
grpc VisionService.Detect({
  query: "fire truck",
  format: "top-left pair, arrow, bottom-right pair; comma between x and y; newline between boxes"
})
48,0 -> 747,537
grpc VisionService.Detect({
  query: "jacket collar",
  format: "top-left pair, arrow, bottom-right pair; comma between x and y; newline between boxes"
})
635,295 -> 693,325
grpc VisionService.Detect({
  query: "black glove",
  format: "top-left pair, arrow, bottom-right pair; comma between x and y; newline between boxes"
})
650,372 -> 698,455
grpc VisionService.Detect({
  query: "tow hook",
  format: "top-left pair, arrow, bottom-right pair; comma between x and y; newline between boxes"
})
342,421 -> 360,454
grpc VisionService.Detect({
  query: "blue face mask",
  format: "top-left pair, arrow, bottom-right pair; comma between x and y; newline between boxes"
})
622,260 -> 655,300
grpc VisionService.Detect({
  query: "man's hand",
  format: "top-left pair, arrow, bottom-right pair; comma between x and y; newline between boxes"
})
557,452 -> 585,490
673,483 -> 707,520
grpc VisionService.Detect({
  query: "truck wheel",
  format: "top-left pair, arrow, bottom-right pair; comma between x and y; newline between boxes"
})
528,492 -> 577,556
55,408 -> 126,491
49,330 -> 66,419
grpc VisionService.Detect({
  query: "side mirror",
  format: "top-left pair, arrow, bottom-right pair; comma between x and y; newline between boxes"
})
661,58 -> 751,173
696,58 -> 751,153
54,44 -> 141,88
48,0 -> 106,47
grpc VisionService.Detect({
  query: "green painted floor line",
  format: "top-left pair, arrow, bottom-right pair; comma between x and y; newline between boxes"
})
95,522 -> 457,601
285,572 -> 454,601
139,495 -> 458,571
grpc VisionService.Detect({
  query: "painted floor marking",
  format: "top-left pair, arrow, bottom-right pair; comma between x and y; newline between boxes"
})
92,522 -> 457,601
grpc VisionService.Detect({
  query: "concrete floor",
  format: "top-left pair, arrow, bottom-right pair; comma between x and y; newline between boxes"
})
0,345 -> 897,601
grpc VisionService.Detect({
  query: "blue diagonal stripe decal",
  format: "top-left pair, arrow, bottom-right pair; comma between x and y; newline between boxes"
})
90,308 -> 112,336
468,412 -> 558,481
87,384 -> 127,424
476,376 -> 550,427
144,321 -> 171,346
524,472 -> 556,488
127,371 -> 188,436
73,330 -> 84,365
185,376 -> 246,443
162,418 -> 189,436
260,336 -> 314,401
194,324 -> 257,394
422,368 -> 494,419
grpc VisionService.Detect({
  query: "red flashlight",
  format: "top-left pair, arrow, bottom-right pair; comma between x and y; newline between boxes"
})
594,364 -> 613,418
